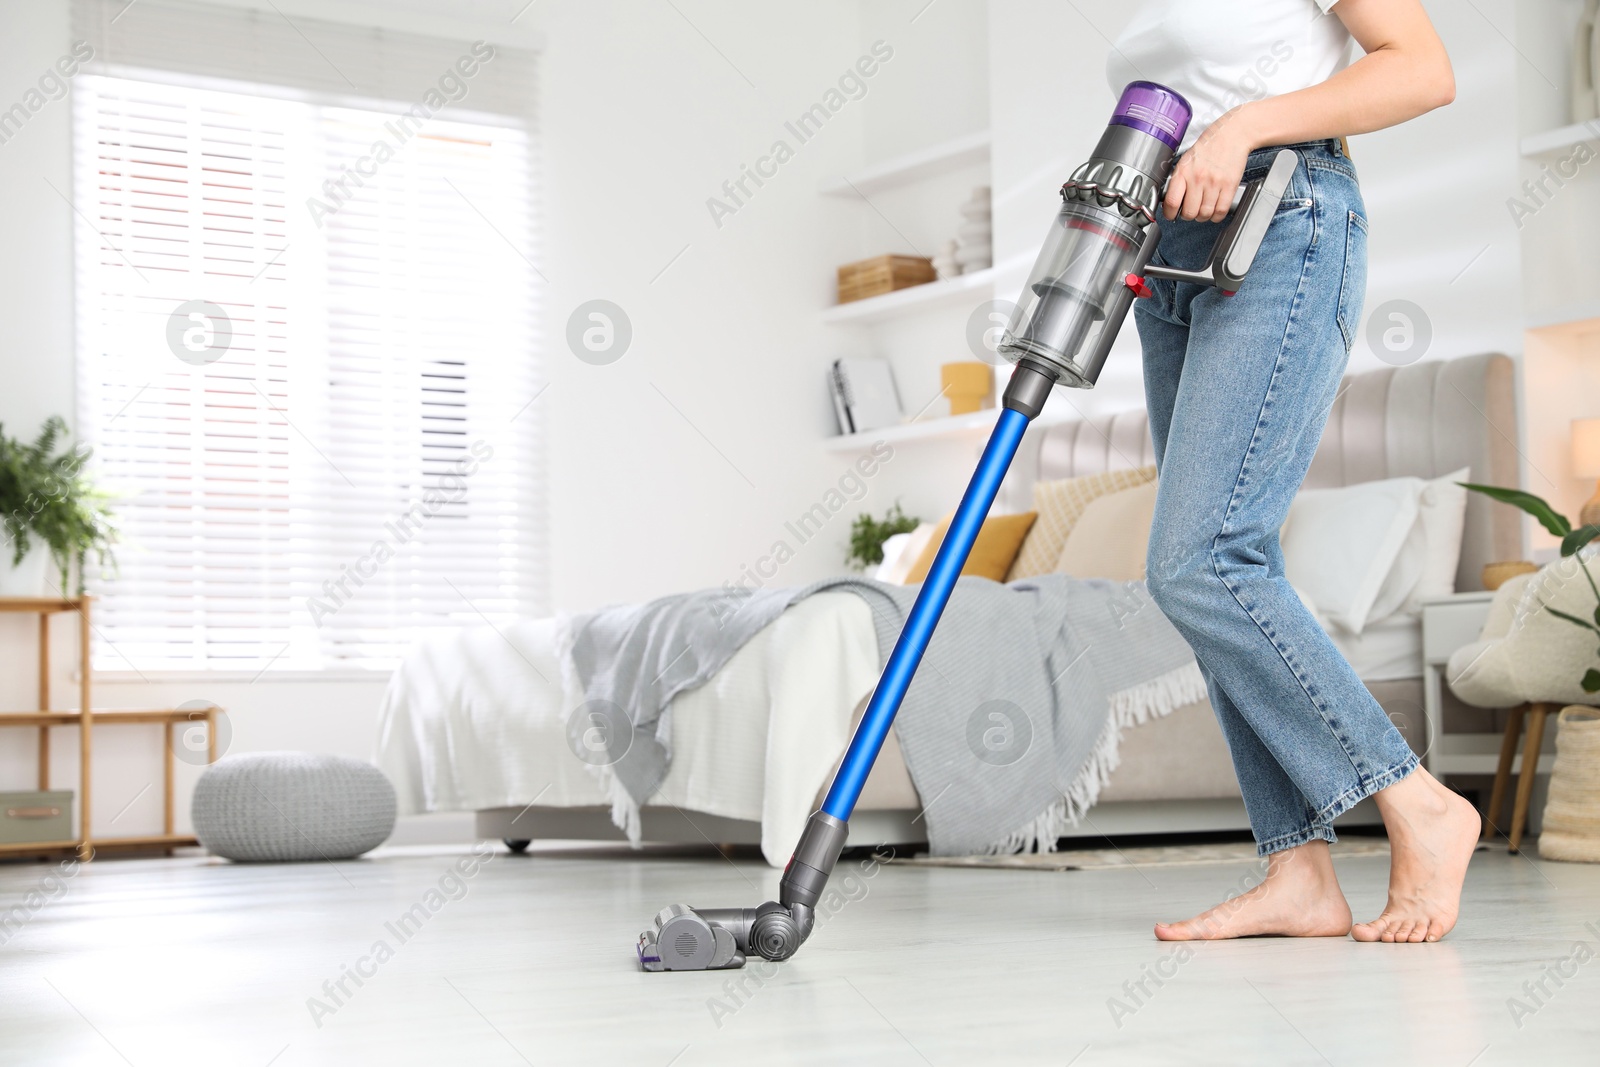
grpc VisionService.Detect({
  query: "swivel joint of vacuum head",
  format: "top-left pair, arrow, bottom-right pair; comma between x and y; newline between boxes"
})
637,811 -> 844,972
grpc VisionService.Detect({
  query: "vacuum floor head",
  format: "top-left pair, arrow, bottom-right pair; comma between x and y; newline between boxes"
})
637,905 -> 745,972
637,901 -> 809,972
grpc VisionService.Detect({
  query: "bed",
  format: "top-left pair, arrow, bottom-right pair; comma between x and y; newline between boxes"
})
377,353 -> 1519,864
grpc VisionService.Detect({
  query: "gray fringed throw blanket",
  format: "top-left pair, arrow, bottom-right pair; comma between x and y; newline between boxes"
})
563,575 -> 1203,855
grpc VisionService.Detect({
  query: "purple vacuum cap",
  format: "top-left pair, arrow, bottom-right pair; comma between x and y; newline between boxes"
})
1109,81 -> 1192,150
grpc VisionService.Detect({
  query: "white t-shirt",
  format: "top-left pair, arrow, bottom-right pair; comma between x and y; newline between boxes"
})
1107,0 -> 1353,152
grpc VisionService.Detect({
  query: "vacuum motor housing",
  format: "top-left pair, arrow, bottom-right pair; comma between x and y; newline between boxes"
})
998,81 -> 1191,389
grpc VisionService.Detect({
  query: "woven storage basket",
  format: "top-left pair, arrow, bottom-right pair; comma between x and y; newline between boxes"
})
1538,706 -> 1600,863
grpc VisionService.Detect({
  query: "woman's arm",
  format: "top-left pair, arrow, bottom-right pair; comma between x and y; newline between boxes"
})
1164,0 -> 1456,223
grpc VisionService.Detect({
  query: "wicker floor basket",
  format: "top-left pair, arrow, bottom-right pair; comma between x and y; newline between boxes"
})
1538,706 -> 1600,863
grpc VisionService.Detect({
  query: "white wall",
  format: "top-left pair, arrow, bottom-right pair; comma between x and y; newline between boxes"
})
533,0 -> 872,610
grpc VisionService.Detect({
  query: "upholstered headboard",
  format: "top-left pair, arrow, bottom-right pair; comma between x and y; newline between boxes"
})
998,353 -> 1521,592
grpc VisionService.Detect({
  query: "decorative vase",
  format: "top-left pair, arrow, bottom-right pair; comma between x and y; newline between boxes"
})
1575,0 -> 1600,124
1538,706 -> 1600,863
931,239 -> 960,281
941,361 -> 994,415
0,547 -> 51,598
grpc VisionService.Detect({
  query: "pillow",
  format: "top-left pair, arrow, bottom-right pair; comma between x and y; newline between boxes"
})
903,511 -> 1038,584
1052,480 -> 1159,581
1288,468 -> 1472,629
1365,467 -> 1472,621
1365,513 -> 1426,626
1008,466 -> 1158,580
1404,467 -> 1470,611
1282,477 -> 1421,634
880,523 -> 937,584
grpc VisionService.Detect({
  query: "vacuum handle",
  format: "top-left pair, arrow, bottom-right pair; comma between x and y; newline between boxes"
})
1144,148 -> 1298,293
1217,148 -> 1298,287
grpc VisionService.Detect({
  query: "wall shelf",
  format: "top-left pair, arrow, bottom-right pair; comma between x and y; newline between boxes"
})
1520,120 -> 1600,157
821,266 -> 996,325
819,130 -> 990,198
823,408 -> 1000,452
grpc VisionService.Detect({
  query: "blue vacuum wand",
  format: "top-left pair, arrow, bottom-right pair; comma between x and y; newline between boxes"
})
639,82 -> 1297,972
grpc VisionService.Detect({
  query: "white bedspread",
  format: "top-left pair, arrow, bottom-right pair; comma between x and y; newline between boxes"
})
375,593 -> 881,865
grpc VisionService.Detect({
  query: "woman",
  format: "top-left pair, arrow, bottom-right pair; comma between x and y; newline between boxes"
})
1108,0 -> 1478,943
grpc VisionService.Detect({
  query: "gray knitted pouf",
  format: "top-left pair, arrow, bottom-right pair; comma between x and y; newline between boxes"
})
193,752 -> 397,862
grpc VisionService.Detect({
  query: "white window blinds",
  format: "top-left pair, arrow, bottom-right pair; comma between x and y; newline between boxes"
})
72,6 -> 543,672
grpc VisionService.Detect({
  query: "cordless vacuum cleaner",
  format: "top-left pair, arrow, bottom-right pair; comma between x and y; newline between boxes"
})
638,81 -> 1298,972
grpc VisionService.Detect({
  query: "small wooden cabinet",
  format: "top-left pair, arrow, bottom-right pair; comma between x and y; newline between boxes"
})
0,596 -> 218,860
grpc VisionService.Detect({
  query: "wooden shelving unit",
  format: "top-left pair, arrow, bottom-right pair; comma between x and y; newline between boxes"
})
0,596 -> 217,860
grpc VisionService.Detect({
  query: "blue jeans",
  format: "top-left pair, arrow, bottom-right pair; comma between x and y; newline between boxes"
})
1136,139 -> 1418,856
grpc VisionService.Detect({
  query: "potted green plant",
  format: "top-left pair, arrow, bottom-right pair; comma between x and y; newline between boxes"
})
847,502 -> 920,572
0,417 -> 117,597
1462,482 -> 1600,692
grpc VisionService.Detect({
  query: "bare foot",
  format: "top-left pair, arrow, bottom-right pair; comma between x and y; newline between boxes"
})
1154,840 -> 1352,940
1352,768 -> 1479,944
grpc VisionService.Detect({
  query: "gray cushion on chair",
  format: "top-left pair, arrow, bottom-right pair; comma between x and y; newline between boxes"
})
193,752 -> 397,862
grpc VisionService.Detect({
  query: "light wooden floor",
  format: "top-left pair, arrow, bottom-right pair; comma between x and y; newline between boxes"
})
0,838 -> 1594,1066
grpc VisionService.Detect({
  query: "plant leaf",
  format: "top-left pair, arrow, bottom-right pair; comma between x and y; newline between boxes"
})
1459,483 -> 1572,538
1584,669 -> 1600,694
1562,524 -> 1600,558
1545,604 -> 1600,634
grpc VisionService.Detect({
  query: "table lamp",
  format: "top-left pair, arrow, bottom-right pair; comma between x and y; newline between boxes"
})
1574,418 -> 1600,528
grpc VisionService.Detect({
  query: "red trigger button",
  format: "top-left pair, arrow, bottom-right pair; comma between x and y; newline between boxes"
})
1124,273 -> 1152,299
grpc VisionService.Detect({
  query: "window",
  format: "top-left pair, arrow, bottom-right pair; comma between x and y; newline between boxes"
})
73,69 -> 543,672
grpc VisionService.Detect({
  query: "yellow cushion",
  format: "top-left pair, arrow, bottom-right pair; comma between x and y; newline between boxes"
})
1053,480 -> 1159,581
903,511 -> 1038,584
1007,466 -> 1158,580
